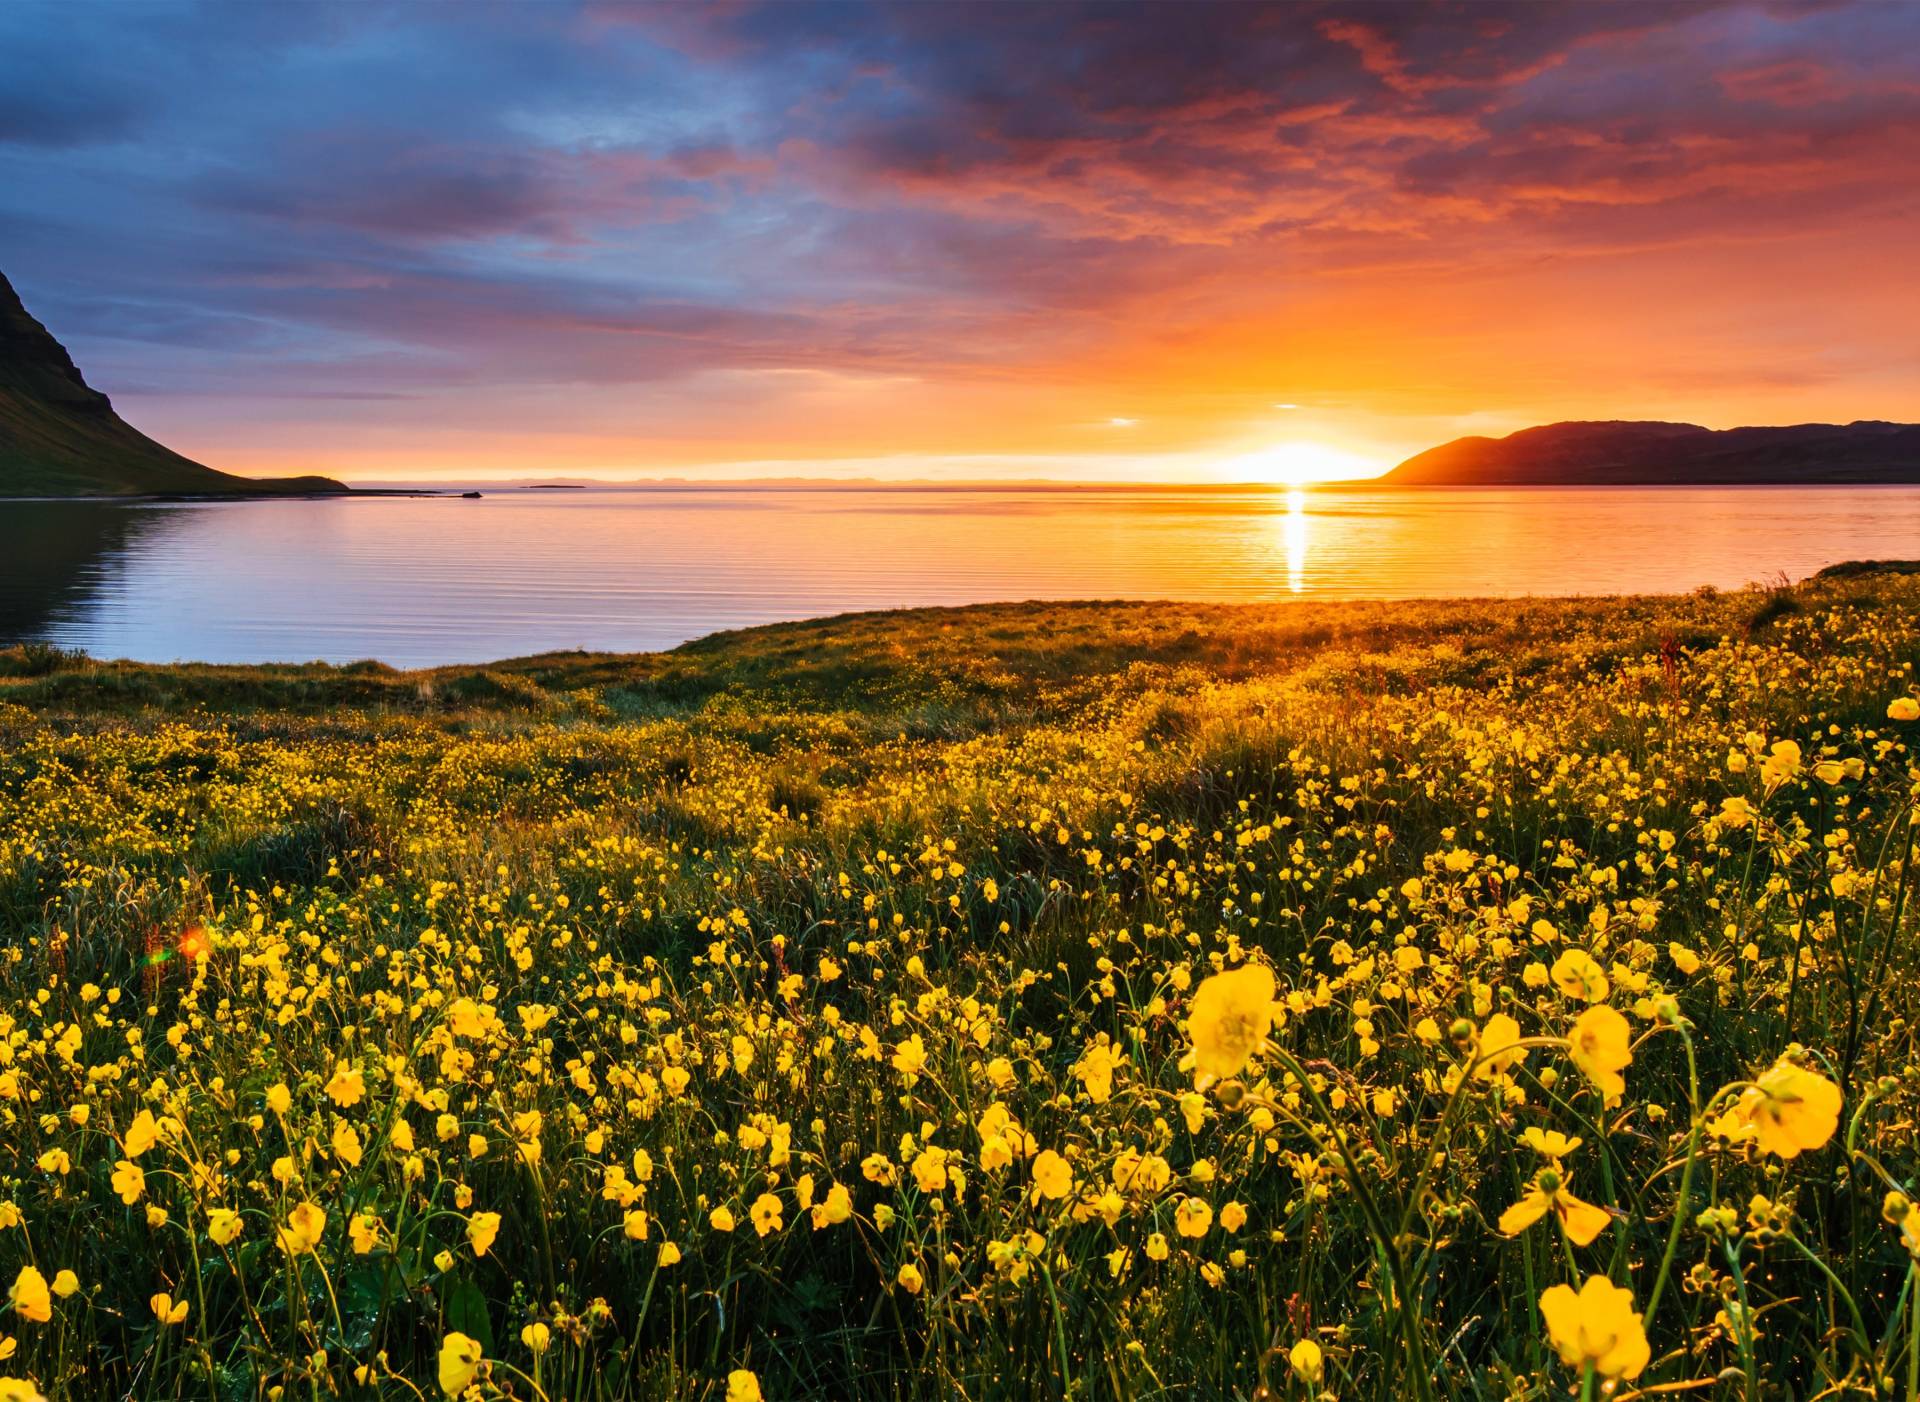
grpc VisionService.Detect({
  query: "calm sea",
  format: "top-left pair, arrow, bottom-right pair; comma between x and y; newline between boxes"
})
4,485 -> 1917,669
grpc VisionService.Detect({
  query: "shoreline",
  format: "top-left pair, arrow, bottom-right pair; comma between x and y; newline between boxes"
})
4,563 -> 1913,678
12,479 -> 1920,501
0,487 -> 448,502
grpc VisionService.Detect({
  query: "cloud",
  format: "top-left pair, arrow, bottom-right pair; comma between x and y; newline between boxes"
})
0,0 -> 1913,476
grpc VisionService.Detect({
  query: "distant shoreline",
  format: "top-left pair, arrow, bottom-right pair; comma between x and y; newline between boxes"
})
11,478 -> 1920,503
313,478 -> 1920,495
0,487 -> 446,503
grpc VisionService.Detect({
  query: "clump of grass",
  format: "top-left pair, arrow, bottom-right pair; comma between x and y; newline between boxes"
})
0,641 -> 91,677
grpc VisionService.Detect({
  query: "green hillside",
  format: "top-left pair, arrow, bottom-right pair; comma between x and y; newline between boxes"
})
0,269 -> 343,497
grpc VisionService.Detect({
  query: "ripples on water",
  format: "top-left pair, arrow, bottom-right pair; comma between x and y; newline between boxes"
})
3,485 -> 1917,668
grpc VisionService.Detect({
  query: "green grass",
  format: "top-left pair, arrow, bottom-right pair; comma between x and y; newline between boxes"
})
0,573 -> 1915,1400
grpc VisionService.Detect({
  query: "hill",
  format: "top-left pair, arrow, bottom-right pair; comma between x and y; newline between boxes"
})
1384,418 -> 1920,485
0,269 -> 344,497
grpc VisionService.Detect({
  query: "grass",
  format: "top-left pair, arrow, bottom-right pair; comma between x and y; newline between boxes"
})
0,573 -> 1915,1400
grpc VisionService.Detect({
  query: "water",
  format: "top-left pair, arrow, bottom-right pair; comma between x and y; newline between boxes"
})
3,485 -> 1916,669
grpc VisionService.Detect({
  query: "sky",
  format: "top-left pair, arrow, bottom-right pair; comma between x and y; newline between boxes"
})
2,0 -> 1917,484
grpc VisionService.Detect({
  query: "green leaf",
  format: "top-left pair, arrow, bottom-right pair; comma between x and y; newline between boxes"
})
444,1275 -> 495,1355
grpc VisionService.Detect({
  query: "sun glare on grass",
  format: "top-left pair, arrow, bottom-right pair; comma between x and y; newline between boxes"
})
1227,441 -> 1378,485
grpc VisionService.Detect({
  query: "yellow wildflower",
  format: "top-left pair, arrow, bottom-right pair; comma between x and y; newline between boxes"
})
1539,1275 -> 1649,1380
438,1332 -> 483,1396
1186,964 -> 1276,1082
1567,1005 -> 1632,1104
1738,1059 -> 1842,1158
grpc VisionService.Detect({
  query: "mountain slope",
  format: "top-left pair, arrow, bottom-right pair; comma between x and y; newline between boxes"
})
1384,419 -> 1920,485
0,270 -> 343,497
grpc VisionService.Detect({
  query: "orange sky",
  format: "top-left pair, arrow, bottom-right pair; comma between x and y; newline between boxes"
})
6,1 -> 1917,482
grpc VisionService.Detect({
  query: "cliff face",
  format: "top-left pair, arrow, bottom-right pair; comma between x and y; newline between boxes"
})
0,270 -> 344,496
1385,419 -> 1920,486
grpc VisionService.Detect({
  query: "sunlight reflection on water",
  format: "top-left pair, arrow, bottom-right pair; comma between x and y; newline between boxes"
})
4,484 -> 1917,667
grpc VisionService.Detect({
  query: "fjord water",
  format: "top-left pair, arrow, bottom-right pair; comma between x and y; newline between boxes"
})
4,485 -> 1918,669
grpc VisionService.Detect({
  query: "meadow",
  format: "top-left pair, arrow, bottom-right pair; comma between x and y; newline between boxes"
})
0,571 -> 1916,1401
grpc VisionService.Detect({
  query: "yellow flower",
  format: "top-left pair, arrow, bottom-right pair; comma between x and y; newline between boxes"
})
1289,1338 -> 1324,1384
1474,1014 -> 1528,1079
1520,1128 -> 1582,1159
910,1147 -> 948,1194
890,1035 -> 927,1078
1030,1150 -> 1073,1202
1738,1059 -> 1842,1158
265,1083 -> 291,1116
726,1369 -> 763,1402
1567,1005 -> 1632,1104
123,1110 -> 159,1159
624,1208 -> 650,1241
49,1272 -> 76,1300
331,1121 -> 363,1168
467,1211 -> 501,1257
279,1202 -> 327,1256
1759,738 -> 1802,788
150,1293 -> 188,1326
710,1205 -> 736,1233
8,1269 -> 48,1324
896,1262 -> 924,1294
1549,949 -> 1609,1003
521,1322 -> 551,1354
1219,1201 -> 1248,1233
0,1377 -> 45,1402
325,1063 -> 366,1108
749,1192 -> 784,1237
1186,964 -> 1276,1082
110,1160 -> 145,1206
438,1332 -> 483,1396
1539,1275 -> 1650,1380
349,1214 -> 380,1255
1174,1197 -> 1212,1238
1888,696 -> 1919,722
1074,1043 -> 1118,1103
1498,1170 -> 1611,1247
659,1241 -> 682,1267
208,1209 -> 243,1246
812,1184 -> 853,1230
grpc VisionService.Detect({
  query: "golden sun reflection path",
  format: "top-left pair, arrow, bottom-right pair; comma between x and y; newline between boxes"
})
1281,487 -> 1308,594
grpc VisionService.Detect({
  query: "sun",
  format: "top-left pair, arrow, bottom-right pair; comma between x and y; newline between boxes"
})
1224,441 -> 1379,485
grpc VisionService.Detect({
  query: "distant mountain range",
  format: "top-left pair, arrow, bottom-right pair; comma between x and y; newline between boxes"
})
1384,419 -> 1920,485
0,269 -> 342,497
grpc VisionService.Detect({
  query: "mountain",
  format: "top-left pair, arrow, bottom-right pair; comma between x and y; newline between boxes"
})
1383,419 -> 1920,486
0,270 -> 344,497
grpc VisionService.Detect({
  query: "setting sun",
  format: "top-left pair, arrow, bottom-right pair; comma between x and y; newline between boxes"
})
1224,440 -> 1382,485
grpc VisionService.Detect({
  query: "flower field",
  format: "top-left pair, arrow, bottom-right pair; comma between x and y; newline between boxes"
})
0,574 -> 1917,1400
